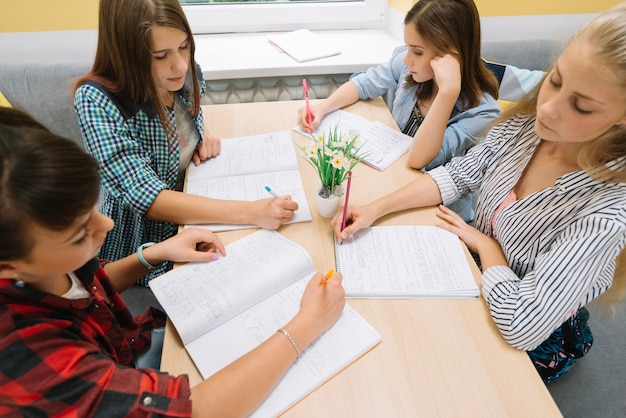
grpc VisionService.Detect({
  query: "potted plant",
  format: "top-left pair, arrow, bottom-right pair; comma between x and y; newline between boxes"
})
297,124 -> 365,217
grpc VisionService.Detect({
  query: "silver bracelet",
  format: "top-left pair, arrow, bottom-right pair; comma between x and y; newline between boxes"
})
276,328 -> 301,358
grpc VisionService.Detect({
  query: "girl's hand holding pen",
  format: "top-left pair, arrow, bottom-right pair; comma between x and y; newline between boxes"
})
252,196 -> 299,229
297,105 -> 323,132
330,204 -> 376,243
297,271 -> 345,335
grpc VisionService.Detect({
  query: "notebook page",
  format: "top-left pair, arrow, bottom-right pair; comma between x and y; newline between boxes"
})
187,278 -> 381,418
187,131 -> 297,181
150,230 -> 315,344
335,226 -> 479,298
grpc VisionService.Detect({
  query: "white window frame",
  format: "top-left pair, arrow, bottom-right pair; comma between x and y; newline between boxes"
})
182,0 -> 387,34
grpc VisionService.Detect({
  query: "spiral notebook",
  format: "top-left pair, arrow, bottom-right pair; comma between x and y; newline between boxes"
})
334,226 -> 480,298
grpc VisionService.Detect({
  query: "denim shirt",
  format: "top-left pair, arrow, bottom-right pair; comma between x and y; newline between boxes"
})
350,46 -> 500,170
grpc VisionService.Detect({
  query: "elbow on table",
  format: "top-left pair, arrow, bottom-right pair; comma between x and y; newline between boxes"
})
405,153 -> 429,170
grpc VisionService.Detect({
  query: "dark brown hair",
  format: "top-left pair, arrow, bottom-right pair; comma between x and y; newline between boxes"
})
404,0 -> 499,109
74,0 -> 200,127
0,109 -> 100,260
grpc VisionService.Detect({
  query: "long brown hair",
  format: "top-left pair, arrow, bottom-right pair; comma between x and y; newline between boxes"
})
403,0 -> 499,109
0,109 -> 100,261
74,0 -> 200,127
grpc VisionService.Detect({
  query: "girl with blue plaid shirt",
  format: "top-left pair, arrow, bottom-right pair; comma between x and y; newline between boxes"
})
74,0 -> 299,284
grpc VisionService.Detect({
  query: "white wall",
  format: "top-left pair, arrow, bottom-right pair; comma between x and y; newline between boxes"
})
385,6 -> 595,42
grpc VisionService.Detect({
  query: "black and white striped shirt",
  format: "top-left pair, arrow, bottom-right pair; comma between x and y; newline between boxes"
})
428,114 -> 626,351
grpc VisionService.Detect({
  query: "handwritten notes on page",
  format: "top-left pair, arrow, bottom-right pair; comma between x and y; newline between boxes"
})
294,109 -> 412,171
334,226 -> 479,298
185,130 -> 311,232
150,230 -> 381,418
267,29 -> 341,63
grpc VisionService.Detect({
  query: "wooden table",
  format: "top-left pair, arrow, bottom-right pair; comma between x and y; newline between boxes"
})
161,98 -> 562,417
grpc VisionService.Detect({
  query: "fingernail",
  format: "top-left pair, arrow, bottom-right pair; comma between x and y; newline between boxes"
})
212,254 -> 219,260
341,232 -> 348,240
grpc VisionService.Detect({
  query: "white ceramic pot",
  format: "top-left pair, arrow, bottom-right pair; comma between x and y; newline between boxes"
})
315,184 -> 344,218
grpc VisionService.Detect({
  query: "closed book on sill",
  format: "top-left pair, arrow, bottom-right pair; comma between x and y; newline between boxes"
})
151,230 -> 381,418
268,29 -> 341,63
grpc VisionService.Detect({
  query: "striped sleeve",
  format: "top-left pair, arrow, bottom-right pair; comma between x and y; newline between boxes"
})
482,211 -> 626,351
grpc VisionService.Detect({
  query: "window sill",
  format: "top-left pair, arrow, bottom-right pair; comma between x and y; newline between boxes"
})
195,29 -> 402,80
0,29 -> 401,81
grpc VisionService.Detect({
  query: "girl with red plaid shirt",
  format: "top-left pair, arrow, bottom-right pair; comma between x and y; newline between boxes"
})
0,108 -> 345,417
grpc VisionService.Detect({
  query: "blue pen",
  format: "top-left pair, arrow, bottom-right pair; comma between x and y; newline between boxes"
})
264,185 -> 280,198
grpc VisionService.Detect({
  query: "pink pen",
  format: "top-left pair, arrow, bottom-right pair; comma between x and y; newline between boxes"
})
341,171 -> 353,233
302,78 -> 313,133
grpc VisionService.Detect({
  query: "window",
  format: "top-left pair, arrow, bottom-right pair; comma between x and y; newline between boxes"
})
180,0 -> 387,34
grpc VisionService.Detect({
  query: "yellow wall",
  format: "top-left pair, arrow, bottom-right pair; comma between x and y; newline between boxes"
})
0,0 -> 623,33
0,0 -> 99,32
389,0 -> 622,16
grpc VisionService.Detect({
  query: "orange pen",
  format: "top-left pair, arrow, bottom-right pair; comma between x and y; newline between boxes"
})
320,269 -> 334,285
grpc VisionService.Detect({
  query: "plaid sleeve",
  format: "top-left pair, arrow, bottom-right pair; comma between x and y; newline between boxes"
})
0,313 -> 192,417
74,84 -> 169,216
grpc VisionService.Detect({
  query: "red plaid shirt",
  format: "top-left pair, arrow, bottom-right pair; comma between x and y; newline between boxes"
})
0,258 -> 192,417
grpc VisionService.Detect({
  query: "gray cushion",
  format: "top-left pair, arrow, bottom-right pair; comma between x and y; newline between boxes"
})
482,39 -> 566,71
0,62 -> 90,147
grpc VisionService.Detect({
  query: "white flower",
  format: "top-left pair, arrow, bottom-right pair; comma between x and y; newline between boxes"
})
331,154 -> 347,169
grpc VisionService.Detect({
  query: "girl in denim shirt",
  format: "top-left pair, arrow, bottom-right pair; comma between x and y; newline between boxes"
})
299,0 -> 500,172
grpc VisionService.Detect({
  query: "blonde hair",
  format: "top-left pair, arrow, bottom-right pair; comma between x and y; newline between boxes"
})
497,2 -> 626,308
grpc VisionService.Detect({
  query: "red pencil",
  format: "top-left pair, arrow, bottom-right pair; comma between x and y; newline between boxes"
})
341,171 -> 353,232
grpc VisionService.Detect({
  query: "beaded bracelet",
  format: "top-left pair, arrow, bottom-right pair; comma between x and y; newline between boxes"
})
137,242 -> 158,271
276,328 -> 301,358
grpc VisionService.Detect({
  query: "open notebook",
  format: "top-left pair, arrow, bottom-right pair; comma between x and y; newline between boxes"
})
294,109 -> 412,171
335,226 -> 480,298
151,230 -> 381,417
185,130 -> 311,232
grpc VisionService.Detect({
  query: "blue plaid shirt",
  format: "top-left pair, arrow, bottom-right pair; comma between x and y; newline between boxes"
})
74,70 -> 206,285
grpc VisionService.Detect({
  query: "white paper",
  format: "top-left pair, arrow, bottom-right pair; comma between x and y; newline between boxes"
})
267,29 -> 341,63
335,226 -> 479,298
151,230 -> 382,418
150,230 -> 314,344
294,109 -> 412,171
184,131 -> 312,231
